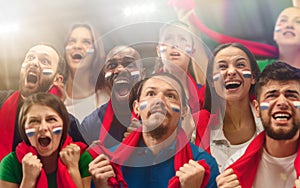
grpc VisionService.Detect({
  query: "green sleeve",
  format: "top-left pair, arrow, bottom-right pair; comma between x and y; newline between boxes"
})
79,151 -> 93,177
0,152 -> 22,184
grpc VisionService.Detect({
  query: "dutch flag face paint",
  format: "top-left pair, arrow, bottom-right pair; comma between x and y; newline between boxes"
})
86,48 -> 94,54
293,101 -> 300,109
130,70 -> 140,79
105,72 -> 112,80
25,128 -> 36,137
52,126 -> 63,135
274,26 -> 282,33
242,70 -> 252,78
42,68 -> 53,76
65,46 -> 72,51
159,45 -> 167,53
170,103 -> 181,113
139,101 -> 148,111
260,102 -> 269,110
213,72 -> 220,81
185,46 -> 192,55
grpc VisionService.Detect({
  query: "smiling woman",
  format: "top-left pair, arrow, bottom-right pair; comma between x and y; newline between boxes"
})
0,93 -> 92,188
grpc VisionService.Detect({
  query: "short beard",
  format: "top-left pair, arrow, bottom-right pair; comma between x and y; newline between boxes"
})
264,125 -> 298,140
147,125 -> 168,140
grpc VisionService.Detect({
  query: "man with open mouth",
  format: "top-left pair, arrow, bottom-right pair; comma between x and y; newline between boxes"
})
80,45 -> 144,148
0,44 -> 86,161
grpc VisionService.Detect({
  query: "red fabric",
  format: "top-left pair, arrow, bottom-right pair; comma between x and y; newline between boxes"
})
187,73 -> 201,114
16,136 -> 87,188
98,99 -> 114,143
168,0 -> 278,57
0,91 -> 21,160
227,131 -> 300,188
89,127 -> 211,187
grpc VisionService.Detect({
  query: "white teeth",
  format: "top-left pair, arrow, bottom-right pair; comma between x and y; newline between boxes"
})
273,113 -> 290,120
115,80 -> 128,84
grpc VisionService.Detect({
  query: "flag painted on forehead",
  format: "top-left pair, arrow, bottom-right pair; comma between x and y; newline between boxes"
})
260,102 -> 269,110
105,72 -> 112,80
139,101 -> 148,110
242,69 -> 252,78
52,126 -> 63,135
159,45 -> 167,53
130,70 -> 140,79
25,128 -> 36,137
293,101 -> 300,109
213,72 -> 220,81
42,68 -> 53,75
170,103 -> 181,113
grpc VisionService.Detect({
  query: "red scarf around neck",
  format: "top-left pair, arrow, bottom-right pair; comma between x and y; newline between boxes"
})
98,99 -> 114,143
0,91 -> 21,160
89,127 -> 211,188
16,136 -> 87,188
227,131 -> 300,188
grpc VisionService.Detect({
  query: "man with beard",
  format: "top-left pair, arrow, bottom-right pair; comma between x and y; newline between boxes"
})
88,73 -> 219,188
0,44 -> 85,161
80,45 -> 144,148
216,61 -> 300,188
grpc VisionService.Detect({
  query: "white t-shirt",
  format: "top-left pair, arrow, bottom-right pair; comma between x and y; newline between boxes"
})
210,103 -> 263,171
253,148 -> 296,188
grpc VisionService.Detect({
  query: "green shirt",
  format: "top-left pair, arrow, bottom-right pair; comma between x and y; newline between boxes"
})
257,59 -> 277,71
0,151 -> 92,188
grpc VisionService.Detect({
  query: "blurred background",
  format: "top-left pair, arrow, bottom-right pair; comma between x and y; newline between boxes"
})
0,0 -> 292,90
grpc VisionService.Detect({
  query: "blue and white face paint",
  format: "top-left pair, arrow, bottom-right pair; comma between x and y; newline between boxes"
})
213,72 -> 220,82
274,25 -> 282,33
293,101 -> 300,109
185,46 -> 192,55
130,70 -> 140,80
139,101 -> 148,111
86,48 -> 94,54
170,103 -> 181,113
105,71 -> 112,80
242,70 -> 252,78
260,102 -> 270,110
159,45 -> 167,54
65,46 -> 72,51
42,68 -> 53,76
52,126 -> 63,135
25,128 -> 36,137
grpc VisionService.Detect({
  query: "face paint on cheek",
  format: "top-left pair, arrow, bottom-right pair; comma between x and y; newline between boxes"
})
170,103 -> 181,113
139,101 -> 148,111
260,102 -> 270,110
105,72 -> 112,80
52,126 -> 63,135
185,46 -> 192,55
159,46 -> 167,54
86,48 -> 94,54
42,68 -> 53,76
242,70 -> 252,78
65,46 -> 72,51
130,70 -> 140,80
293,101 -> 300,109
25,128 -> 36,137
213,72 -> 220,81
21,63 -> 27,69
274,25 -> 282,33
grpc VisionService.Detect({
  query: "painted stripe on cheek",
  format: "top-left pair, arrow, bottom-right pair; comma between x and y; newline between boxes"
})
139,101 -> 148,110
260,102 -> 269,110
213,73 -> 220,81
170,103 -> 181,113
52,127 -> 63,135
293,101 -> 300,109
242,70 -> 252,78
25,128 -> 36,137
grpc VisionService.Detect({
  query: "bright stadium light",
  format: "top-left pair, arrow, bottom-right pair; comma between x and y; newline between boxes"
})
123,3 -> 156,17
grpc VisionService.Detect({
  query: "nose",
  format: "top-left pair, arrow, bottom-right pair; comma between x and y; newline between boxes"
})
115,63 -> 126,73
276,94 -> 289,109
73,41 -> 83,49
226,66 -> 237,77
151,97 -> 166,108
38,121 -> 49,133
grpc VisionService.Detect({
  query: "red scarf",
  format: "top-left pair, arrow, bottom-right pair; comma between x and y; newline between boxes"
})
227,131 -> 300,188
187,73 -> 201,114
16,136 -> 87,188
0,91 -> 21,160
89,127 -> 211,188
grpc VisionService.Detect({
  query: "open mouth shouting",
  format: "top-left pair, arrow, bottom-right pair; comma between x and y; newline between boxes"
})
25,68 -> 40,88
272,112 -> 292,123
71,51 -> 84,63
225,81 -> 241,90
38,136 -> 51,148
